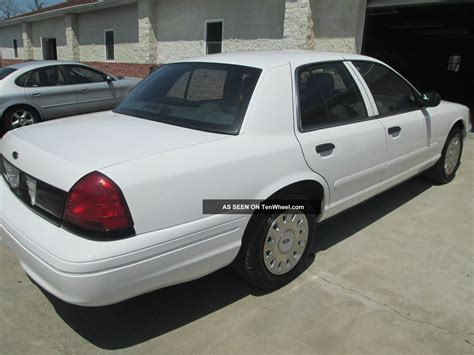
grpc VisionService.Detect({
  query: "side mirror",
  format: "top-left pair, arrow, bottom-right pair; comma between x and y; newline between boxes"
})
421,91 -> 441,108
106,75 -> 114,82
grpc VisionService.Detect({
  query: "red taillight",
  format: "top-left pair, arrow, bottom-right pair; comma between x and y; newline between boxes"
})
63,172 -> 133,235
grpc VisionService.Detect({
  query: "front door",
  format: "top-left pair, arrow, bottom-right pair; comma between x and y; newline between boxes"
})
351,61 -> 432,182
63,65 -> 120,113
294,61 -> 386,213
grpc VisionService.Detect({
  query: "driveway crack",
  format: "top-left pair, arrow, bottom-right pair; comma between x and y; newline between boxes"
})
313,272 -> 473,347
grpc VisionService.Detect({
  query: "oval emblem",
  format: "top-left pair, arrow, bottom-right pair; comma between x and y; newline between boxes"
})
12,151 -> 19,160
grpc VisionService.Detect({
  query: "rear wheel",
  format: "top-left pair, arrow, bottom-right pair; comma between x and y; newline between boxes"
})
2,106 -> 39,132
234,203 -> 316,289
425,127 -> 463,184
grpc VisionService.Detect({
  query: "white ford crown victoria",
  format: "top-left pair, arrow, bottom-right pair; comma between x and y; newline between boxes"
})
0,51 -> 470,306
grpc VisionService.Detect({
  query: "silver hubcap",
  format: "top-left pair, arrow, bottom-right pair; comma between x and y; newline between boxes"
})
10,110 -> 35,128
444,136 -> 461,176
263,210 -> 309,275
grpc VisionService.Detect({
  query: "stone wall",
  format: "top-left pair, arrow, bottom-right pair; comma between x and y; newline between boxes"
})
155,0 -> 287,63
76,4 -> 141,63
0,25 -> 23,60
31,17 -> 68,60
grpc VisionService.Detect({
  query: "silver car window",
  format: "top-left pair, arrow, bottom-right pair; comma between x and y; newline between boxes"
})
26,66 -> 67,87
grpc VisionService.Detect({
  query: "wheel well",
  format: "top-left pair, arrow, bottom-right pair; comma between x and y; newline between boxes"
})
266,180 -> 325,216
453,119 -> 465,134
2,104 -> 41,121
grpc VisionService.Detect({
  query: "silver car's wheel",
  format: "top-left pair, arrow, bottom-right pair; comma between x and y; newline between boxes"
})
263,210 -> 309,275
2,106 -> 39,133
10,109 -> 35,128
444,136 -> 461,176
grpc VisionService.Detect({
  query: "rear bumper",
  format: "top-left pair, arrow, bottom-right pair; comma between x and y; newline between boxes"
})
1,221 -> 242,307
0,179 -> 246,306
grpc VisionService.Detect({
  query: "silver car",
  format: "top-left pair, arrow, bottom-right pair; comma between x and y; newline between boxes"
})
0,61 -> 140,132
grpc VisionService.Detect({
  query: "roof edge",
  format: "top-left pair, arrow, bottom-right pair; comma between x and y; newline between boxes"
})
0,0 -> 137,27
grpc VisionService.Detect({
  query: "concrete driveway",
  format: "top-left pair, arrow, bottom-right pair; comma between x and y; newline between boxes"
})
1,135 -> 473,354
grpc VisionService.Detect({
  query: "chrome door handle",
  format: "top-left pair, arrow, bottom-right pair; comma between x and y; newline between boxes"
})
32,93 -> 41,97
80,89 -> 89,93
316,143 -> 335,154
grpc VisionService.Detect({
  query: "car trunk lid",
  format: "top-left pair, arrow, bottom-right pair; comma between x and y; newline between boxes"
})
1,111 -> 229,191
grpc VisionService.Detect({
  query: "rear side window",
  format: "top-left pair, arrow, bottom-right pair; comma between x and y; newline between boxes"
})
353,61 -> 420,116
115,62 -> 261,135
26,66 -> 67,87
298,62 -> 368,131
0,68 -> 16,80
15,73 -> 28,87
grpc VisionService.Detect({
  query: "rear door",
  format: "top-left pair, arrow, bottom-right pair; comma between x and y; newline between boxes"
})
294,61 -> 387,213
24,65 -> 78,119
63,65 -> 120,114
350,61 -> 432,182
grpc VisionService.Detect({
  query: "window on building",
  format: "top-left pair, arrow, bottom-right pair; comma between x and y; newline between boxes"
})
105,30 -> 115,61
206,21 -> 223,54
298,62 -> 368,131
13,39 -> 18,58
447,55 -> 462,72
353,61 -> 420,116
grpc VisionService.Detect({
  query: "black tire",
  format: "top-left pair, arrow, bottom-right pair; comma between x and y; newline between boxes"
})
425,127 -> 463,184
2,106 -> 39,133
233,201 -> 316,290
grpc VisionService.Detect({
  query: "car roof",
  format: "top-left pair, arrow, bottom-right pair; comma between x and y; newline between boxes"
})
176,50 -> 380,70
8,60 -> 83,70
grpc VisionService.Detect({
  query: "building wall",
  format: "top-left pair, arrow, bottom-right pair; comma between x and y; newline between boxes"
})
155,0 -> 286,63
31,17 -> 68,59
77,4 -> 141,63
0,25 -> 23,60
309,0 -> 367,53
0,0 -> 367,76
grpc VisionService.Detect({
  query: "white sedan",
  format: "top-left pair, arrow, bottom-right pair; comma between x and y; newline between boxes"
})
0,51 -> 470,306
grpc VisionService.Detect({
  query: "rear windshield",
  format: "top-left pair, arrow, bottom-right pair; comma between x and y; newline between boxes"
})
114,62 -> 261,135
0,68 -> 17,80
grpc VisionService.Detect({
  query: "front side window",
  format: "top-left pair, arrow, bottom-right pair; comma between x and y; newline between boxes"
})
353,61 -> 420,116
66,65 -> 107,84
298,62 -> 368,131
26,66 -> 67,87
114,62 -> 261,135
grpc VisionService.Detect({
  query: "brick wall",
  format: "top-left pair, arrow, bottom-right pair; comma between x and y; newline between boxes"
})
1,59 -> 25,67
83,62 -> 156,78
